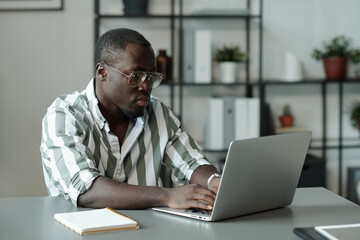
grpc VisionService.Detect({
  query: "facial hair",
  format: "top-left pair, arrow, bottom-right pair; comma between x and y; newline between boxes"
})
120,107 -> 144,120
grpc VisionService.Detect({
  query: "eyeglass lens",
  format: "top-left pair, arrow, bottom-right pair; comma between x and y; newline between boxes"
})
129,72 -> 162,88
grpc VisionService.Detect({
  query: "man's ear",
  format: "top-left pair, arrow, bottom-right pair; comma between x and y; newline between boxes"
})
96,63 -> 106,80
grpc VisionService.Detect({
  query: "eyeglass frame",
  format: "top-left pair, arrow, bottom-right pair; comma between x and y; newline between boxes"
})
101,62 -> 163,89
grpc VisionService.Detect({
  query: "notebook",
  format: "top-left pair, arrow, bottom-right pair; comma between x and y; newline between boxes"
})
54,207 -> 139,235
153,131 -> 312,222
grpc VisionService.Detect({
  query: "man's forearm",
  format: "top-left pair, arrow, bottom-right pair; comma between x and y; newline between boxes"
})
190,165 -> 219,188
77,176 -> 169,209
78,167 -> 220,210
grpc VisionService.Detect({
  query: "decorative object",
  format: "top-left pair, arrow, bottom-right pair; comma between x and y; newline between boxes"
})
123,0 -> 149,15
214,44 -> 246,83
350,101 -> 360,132
282,51 -> 303,82
156,49 -> 172,83
311,35 -> 360,80
279,104 -> 294,128
0,0 -> 63,11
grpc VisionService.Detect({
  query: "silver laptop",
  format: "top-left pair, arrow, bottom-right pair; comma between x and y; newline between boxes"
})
153,131 -> 312,222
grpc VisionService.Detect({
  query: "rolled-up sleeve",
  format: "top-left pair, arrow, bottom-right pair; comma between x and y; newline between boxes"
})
40,105 -> 100,206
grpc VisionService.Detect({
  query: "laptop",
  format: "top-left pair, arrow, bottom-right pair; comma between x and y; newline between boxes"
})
153,131 -> 312,222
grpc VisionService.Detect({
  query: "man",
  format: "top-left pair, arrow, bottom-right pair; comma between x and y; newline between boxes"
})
40,28 -> 221,210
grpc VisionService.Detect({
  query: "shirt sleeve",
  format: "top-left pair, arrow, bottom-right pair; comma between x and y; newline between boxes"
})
40,103 -> 100,206
161,104 -> 212,186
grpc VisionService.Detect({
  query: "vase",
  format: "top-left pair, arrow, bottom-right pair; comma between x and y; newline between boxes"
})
219,62 -> 238,83
156,49 -> 172,83
322,57 -> 348,80
123,0 -> 148,15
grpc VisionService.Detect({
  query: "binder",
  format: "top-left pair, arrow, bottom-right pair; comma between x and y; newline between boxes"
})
205,98 -> 224,150
247,98 -> 260,138
183,30 -> 195,83
223,96 -> 236,147
234,98 -> 248,140
206,97 -> 260,150
194,30 -> 211,83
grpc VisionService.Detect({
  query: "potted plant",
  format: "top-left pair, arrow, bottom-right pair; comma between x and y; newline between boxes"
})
311,35 -> 360,80
279,104 -> 294,128
350,101 -> 360,132
214,44 -> 246,83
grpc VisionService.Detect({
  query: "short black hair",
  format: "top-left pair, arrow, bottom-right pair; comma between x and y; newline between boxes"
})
94,28 -> 151,67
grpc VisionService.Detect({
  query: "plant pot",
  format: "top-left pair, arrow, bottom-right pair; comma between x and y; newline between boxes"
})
322,57 -> 348,80
123,0 -> 149,15
219,62 -> 238,83
279,115 -> 294,128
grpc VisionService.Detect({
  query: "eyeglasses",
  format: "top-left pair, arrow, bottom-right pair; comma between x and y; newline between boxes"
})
103,63 -> 163,89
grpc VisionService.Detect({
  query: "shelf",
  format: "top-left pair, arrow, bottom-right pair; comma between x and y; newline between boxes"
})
262,78 -> 360,85
180,82 -> 250,86
97,13 -> 261,20
159,82 -> 256,87
206,144 -> 360,152
180,14 -> 261,19
97,14 -> 174,19
309,137 -> 360,150
160,79 -> 360,87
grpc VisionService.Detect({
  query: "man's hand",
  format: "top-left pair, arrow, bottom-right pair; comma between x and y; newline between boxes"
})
165,184 -> 216,210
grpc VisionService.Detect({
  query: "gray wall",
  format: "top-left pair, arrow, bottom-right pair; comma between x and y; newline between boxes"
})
0,0 -> 93,197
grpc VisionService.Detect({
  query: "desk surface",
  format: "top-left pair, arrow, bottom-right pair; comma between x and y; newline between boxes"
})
1,188 -> 360,240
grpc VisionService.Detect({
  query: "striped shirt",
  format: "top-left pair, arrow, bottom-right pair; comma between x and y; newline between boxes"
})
40,79 -> 210,206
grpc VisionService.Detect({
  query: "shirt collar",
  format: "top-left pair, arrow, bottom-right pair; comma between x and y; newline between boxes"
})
85,78 -> 106,129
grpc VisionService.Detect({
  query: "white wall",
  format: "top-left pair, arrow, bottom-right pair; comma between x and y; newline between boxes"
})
264,0 -> 360,79
0,0 -> 359,197
0,0 -> 93,197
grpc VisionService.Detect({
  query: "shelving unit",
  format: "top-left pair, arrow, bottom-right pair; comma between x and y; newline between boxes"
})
262,78 -> 360,195
94,0 -> 264,141
94,0 -> 360,196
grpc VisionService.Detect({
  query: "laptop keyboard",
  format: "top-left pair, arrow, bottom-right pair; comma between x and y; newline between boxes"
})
186,208 -> 212,215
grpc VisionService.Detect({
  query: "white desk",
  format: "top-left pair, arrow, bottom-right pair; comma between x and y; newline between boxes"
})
1,188 -> 360,240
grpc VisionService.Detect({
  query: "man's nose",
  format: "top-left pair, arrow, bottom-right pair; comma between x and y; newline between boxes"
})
137,76 -> 152,92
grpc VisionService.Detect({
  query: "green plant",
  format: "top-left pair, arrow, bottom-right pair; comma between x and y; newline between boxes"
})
282,104 -> 292,116
312,35 -> 360,63
214,45 -> 246,62
350,101 -> 360,128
